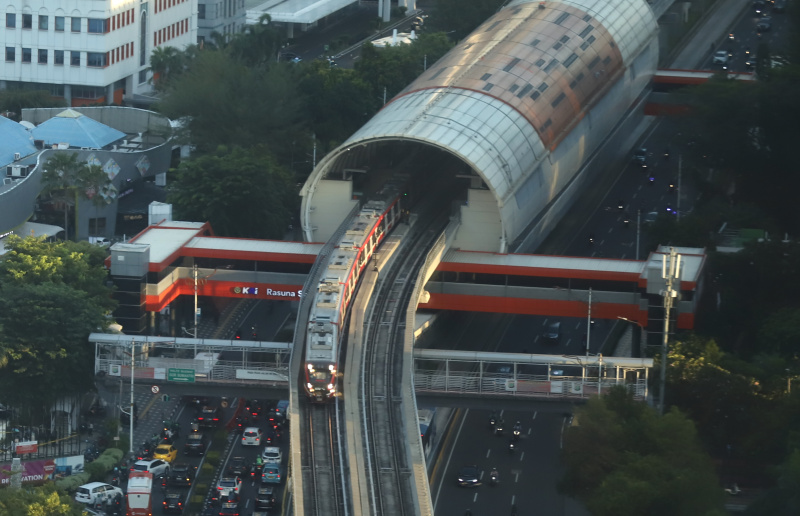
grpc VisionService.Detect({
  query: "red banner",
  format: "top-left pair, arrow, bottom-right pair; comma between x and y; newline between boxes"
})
14,441 -> 38,454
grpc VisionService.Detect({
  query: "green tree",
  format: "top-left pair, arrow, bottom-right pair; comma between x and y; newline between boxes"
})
149,46 -> 183,90
40,154 -> 113,241
41,153 -> 82,240
0,282 -> 107,411
429,0 -> 507,40
0,483 -> 83,516
560,387 -> 725,515
156,51 -> 307,154
0,235 -> 112,304
226,14 -> 285,67
746,448 -> 800,515
167,145 -> 297,238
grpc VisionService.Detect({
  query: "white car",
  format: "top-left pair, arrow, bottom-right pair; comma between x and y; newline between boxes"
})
261,446 -> 282,464
216,476 -> 242,497
132,459 -> 170,478
242,427 -> 262,446
712,50 -> 728,65
74,482 -> 123,505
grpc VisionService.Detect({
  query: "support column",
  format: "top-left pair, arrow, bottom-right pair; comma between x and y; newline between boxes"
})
64,84 -> 72,106
382,0 -> 391,22
107,83 -> 115,105
286,22 -> 294,39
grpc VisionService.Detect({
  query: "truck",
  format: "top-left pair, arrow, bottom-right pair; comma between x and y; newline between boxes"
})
126,470 -> 153,516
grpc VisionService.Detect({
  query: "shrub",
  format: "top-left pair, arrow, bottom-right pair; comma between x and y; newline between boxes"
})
205,451 -> 221,468
54,472 -> 90,493
84,461 -> 107,483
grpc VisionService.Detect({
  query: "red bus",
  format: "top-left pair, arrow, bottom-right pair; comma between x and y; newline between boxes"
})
126,471 -> 153,516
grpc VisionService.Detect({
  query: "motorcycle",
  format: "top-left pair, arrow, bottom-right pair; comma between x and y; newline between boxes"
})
489,413 -> 497,430
489,470 -> 499,486
495,419 -> 505,436
648,174 -> 655,184
508,440 -> 516,453
512,422 -> 522,440
623,213 -> 630,227
588,234 -> 595,246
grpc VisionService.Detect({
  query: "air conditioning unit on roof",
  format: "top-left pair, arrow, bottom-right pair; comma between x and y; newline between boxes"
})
14,152 -> 21,161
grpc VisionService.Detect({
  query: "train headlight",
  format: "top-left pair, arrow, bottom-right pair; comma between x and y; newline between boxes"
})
328,384 -> 334,391
328,364 -> 335,371
307,383 -> 313,390
307,364 -> 314,371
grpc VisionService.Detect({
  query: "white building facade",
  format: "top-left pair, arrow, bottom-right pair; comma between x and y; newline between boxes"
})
1,0 -> 196,106
198,0 -> 246,45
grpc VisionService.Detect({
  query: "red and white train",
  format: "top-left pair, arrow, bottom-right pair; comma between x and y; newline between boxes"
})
304,182 -> 406,401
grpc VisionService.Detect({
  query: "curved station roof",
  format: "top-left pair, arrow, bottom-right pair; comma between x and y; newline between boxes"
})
302,0 -> 658,251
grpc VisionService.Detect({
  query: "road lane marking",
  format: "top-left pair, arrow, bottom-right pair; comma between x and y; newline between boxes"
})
486,448 -> 491,459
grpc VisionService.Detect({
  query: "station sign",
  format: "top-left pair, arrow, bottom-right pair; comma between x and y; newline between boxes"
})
231,286 -> 303,298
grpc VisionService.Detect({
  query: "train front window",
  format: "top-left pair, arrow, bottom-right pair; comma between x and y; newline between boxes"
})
307,363 -> 333,382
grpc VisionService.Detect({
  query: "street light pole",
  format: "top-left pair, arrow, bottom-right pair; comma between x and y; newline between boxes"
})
659,248 -> 681,415
585,287 -> 592,357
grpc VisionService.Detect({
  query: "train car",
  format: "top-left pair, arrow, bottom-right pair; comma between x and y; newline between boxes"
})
304,183 -> 405,401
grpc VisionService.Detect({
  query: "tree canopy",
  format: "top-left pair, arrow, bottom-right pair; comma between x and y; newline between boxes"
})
560,387 -> 725,516
166,145 -> 297,239
0,483 -> 84,516
0,236 -> 114,415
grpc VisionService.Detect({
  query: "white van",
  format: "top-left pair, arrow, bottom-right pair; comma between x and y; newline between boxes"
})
242,427 -> 262,446
74,482 -> 123,505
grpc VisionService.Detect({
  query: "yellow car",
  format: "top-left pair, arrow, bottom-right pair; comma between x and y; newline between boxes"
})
153,444 -> 178,463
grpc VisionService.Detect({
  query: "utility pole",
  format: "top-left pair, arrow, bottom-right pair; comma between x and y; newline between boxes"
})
659,248 -> 681,415
129,339 -> 135,454
585,287 -> 592,357
636,210 -> 641,260
676,154 -> 683,221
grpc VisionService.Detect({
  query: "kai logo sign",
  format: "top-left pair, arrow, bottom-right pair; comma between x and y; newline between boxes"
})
232,286 -> 303,298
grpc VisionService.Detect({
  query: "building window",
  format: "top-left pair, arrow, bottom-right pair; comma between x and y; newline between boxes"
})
38,49 -> 47,63
38,15 -> 48,30
87,52 -> 107,67
198,4 -> 205,19
88,18 -> 107,34
70,51 -> 81,66
6,13 -> 16,28
22,13 -> 32,29
54,50 -> 64,65
55,16 -> 64,31
21,48 -> 31,62
71,17 -> 81,32
5,47 -> 15,61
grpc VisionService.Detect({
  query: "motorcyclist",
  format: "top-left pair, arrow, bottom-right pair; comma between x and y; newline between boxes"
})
588,233 -> 595,245
490,467 -> 499,484
513,421 -> 522,439
489,411 -> 497,428
508,439 -> 516,453
495,418 -> 505,435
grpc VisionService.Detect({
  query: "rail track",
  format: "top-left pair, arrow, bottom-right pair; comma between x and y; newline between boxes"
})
361,207 -> 449,515
302,402 -> 346,516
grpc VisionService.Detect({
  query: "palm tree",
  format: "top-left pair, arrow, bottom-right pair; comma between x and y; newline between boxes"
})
41,154 -> 114,241
149,46 -> 181,89
41,152 -> 81,240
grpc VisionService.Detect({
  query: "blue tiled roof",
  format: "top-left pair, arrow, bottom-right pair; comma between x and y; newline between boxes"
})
31,109 -> 125,149
0,116 -> 37,167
